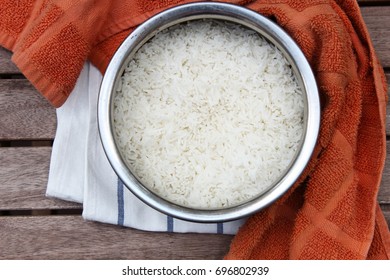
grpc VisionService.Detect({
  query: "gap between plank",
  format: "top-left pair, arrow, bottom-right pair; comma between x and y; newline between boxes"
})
0,140 -> 54,147
361,2 -> 390,7
0,209 -> 82,216
0,73 -> 25,79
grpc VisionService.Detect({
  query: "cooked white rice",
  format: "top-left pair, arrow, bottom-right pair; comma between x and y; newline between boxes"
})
113,19 -> 304,209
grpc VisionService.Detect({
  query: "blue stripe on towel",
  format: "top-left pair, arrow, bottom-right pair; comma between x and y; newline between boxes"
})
117,178 -> 125,226
167,216 -> 174,232
217,222 -> 224,234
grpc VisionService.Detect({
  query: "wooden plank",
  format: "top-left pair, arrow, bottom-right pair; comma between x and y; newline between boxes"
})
0,211 -> 388,260
0,79 -> 56,140
361,7 -> 390,67
0,47 -> 19,74
385,73 -> 390,136
380,205 -> 390,231
0,145 -> 388,211
0,147 -> 81,210
379,141 -> 390,204
379,184 -> 390,205
0,215 -> 233,259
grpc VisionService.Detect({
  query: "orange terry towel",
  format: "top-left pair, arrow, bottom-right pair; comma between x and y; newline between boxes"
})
1,0 -> 389,259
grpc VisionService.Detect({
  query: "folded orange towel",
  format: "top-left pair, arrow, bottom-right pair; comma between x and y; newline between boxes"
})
1,0 -> 389,259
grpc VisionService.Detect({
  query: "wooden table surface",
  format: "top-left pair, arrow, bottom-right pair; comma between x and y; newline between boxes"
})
0,1 -> 389,260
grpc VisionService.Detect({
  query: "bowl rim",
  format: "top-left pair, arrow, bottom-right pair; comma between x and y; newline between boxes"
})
98,2 -> 320,223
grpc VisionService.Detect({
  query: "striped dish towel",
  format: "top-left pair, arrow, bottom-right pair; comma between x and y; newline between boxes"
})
46,62 -> 245,234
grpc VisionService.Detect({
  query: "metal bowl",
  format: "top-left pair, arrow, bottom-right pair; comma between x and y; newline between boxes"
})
98,2 -> 320,222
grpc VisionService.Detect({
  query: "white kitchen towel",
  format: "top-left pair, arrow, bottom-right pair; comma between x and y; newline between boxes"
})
46,63 -> 90,203
47,61 -> 245,234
